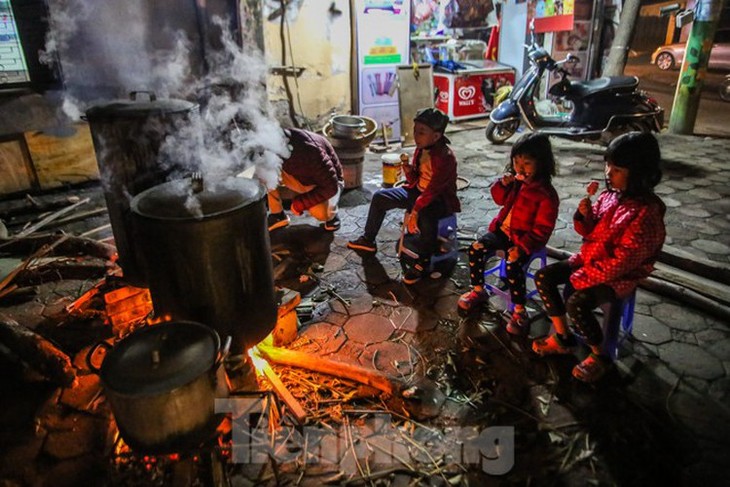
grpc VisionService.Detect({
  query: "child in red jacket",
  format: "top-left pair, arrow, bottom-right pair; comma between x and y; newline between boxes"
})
347,108 -> 460,284
532,132 -> 666,383
457,133 -> 559,334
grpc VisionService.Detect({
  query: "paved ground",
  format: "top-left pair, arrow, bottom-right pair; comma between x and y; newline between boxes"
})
1,124 -> 729,486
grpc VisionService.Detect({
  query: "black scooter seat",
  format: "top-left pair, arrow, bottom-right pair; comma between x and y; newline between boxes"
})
568,76 -> 639,98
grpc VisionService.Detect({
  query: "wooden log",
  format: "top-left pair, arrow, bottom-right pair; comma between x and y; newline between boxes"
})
652,263 -> 730,307
0,234 -> 116,260
659,247 -> 730,286
0,317 -> 76,386
0,235 -> 68,294
13,261 -> 110,287
640,276 -> 730,322
0,285 -> 38,305
257,344 -> 401,396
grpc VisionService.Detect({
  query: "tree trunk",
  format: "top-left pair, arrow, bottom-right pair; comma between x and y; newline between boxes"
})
603,0 -> 642,76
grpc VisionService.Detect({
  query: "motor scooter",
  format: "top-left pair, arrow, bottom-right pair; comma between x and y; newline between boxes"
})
719,74 -> 730,102
486,37 -> 664,145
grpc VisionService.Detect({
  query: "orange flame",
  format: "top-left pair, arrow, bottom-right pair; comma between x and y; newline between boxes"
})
247,346 -> 268,377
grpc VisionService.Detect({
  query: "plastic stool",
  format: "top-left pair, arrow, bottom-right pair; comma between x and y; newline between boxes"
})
598,290 -> 636,360
482,247 -> 547,311
562,286 -> 636,360
399,214 -> 458,275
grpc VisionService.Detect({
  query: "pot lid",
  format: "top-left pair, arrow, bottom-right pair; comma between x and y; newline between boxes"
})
100,321 -> 219,395
85,91 -> 197,121
131,176 -> 265,220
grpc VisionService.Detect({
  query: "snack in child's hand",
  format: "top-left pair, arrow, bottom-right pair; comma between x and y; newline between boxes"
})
586,180 -> 599,196
515,173 -> 526,181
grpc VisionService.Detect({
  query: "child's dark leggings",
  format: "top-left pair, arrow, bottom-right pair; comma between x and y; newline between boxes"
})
534,260 -> 617,347
468,230 -> 530,306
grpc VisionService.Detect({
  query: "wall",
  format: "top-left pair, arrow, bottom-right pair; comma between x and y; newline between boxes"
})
0,0 -> 356,197
262,0 -> 352,129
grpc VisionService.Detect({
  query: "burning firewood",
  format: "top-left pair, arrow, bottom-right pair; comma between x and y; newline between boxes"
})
257,344 -> 402,396
0,316 -> 76,386
249,348 -> 308,424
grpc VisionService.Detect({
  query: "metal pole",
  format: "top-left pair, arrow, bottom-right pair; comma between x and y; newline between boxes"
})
668,0 -> 726,134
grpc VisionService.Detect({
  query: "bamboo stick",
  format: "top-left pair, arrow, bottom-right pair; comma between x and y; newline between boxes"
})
15,197 -> 90,238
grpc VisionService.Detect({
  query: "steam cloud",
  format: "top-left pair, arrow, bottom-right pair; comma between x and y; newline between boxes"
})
43,0 -> 288,192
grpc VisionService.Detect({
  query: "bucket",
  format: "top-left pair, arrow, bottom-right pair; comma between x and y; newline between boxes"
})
323,116 -> 377,190
336,145 -> 365,189
381,154 -> 403,188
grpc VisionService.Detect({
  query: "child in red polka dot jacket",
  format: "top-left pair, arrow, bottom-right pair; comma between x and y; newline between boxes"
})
531,132 -> 667,383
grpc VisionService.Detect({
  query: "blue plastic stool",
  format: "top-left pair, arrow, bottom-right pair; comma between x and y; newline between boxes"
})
482,247 -> 548,311
598,290 -> 636,360
562,286 -> 636,360
399,214 -> 458,275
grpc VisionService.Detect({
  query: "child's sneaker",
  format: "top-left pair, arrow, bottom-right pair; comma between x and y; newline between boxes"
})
347,236 -> 377,253
531,334 -> 575,356
322,214 -> 341,231
267,212 -> 290,231
506,309 -> 529,335
572,353 -> 611,383
402,263 -> 426,285
457,289 -> 489,312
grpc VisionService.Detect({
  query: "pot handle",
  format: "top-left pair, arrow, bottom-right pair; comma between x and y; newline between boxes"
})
215,336 -> 232,369
86,341 -> 113,374
129,91 -> 157,101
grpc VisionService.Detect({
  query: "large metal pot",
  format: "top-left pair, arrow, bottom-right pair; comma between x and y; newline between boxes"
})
130,176 -> 277,353
85,91 -> 201,285
87,321 -> 228,454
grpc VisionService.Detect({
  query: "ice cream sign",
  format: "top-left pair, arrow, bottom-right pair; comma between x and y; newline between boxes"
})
457,85 -> 477,106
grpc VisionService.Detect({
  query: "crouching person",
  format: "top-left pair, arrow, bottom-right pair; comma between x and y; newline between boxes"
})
267,128 -> 344,232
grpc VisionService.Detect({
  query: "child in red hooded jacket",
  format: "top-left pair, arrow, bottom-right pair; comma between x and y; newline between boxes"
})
532,132 -> 666,383
458,133 -> 559,334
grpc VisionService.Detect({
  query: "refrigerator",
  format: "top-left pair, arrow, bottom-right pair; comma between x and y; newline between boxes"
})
354,0 -> 411,143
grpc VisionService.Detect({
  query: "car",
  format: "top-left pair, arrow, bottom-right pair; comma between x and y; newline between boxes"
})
651,42 -> 730,71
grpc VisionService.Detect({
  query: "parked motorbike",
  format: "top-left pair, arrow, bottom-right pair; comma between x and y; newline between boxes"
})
719,74 -> 730,102
486,38 -> 664,145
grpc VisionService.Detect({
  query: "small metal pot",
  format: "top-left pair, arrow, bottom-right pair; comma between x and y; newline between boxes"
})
330,115 -> 367,138
87,321 -> 229,454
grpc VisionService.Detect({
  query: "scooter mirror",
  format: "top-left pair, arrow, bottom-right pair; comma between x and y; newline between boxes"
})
566,53 -> 579,64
